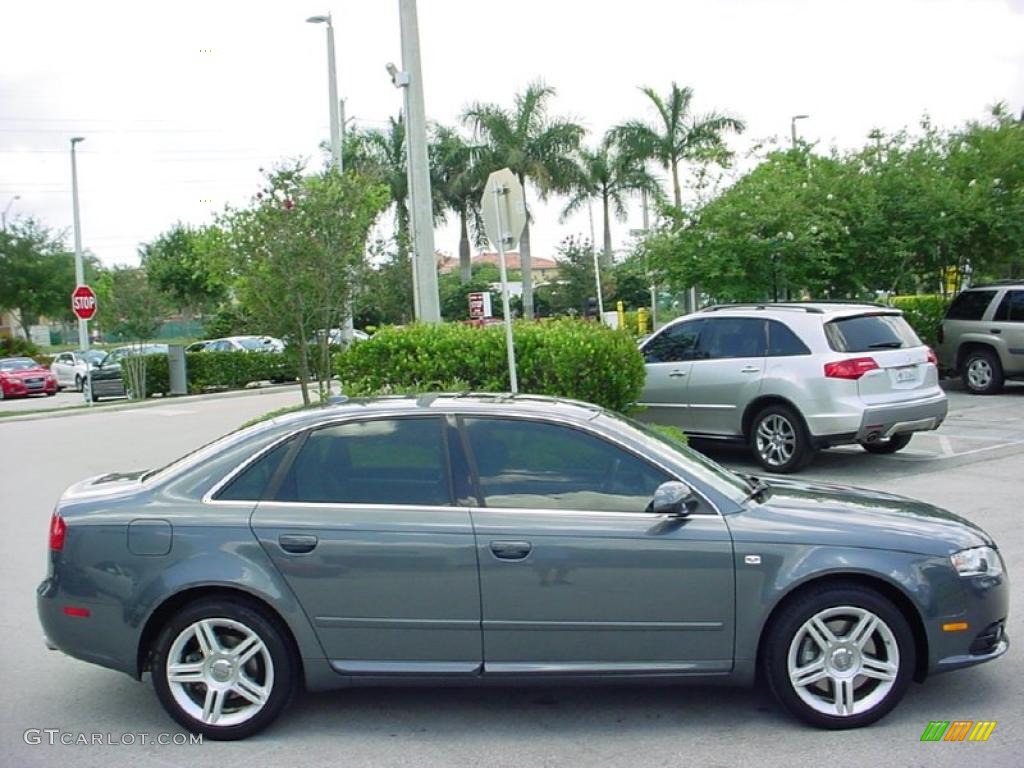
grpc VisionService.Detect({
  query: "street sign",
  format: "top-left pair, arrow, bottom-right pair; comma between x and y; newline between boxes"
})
71,284 -> 97,321
468,291 -> 493,319
481,168 -> 526,250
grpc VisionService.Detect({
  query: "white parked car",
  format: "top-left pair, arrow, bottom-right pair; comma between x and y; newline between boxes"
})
204,336 -> 283,353
49,350 -> 107,391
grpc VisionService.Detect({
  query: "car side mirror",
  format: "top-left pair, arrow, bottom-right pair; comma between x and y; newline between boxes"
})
647,480 -> 698,517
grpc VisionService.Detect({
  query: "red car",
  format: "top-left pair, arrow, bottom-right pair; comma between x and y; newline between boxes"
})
0,357 -> 58,399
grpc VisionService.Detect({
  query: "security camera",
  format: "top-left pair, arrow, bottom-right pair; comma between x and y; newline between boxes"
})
385,62 -> 410,87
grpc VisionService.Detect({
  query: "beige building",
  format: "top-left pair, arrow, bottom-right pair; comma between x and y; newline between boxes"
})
437,252 -> 559,284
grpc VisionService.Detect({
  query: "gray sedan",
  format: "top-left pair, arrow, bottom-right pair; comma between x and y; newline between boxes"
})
37,395 -> 1008,740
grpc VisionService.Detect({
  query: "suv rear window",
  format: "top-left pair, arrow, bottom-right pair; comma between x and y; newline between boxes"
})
946,290 -> 997,320
824,314 -> 921,353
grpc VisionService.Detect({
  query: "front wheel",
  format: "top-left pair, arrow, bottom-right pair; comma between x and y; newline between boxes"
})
860,433 -> 913,454
749,404 -> 814,473
763,584 -> 915,729
75,375 -> 84,392
151,598 -> 296,740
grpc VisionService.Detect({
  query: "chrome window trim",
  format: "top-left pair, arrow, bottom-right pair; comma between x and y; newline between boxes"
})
201,407 -> 723,519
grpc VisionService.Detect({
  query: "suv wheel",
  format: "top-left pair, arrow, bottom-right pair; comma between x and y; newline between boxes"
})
962,349 -> 1004,395
860,433 -> 913,455
750,404 -> 814,473
763,583 -> 915,729
151,598 -> 296,740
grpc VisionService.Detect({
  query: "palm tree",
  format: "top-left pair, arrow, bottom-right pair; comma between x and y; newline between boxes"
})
614,82 -> 745,210
463,81 -> 585,319
346,115 -> 411,258
561,133 -> 660,264
430,124 -> 487,283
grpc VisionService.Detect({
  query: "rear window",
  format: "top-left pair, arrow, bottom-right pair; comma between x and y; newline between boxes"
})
946,290 -> 996,320
824,314 -> 921,353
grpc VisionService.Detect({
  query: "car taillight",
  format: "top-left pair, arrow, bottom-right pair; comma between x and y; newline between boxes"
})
49,513 -> 66,551
824,357 -> 880,380
926,348 -> 938,366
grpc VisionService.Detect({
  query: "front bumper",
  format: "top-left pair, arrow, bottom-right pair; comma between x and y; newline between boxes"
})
929,568 -> 1010,677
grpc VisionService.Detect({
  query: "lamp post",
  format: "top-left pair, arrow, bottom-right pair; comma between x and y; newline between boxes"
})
306,14 -> 342,171
790,114 -> 810,148
70,137 -> 89,352
2,195 -> 19,230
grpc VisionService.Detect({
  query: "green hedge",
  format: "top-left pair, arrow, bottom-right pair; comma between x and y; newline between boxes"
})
136,351 -> 299,396
336,319 -> 646,413
888,295 -> 950,348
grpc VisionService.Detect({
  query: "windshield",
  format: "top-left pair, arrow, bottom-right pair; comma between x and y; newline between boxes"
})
237,338 -> 267,350
0,358 -> 39,372
83,350 -> 106,364
605,412 -> 750,505
825,313 -> 921,352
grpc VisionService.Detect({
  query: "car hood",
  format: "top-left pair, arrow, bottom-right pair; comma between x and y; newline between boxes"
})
727,476 -> 993,557
2,367 -> 51,379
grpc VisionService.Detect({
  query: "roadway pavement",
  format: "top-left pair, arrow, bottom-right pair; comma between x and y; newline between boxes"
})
1,384 -> 1021,767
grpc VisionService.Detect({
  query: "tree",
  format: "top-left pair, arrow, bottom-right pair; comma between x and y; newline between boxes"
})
614,82 -> 745,210
0,218 -> 78,337
139,223 -> 228,320
538,235 -> 602,316
561,133 -> 659,264
430,124 -> 487,283
347,116 -> 413,261
219,164 -> 389,405
463,81 -> 585,319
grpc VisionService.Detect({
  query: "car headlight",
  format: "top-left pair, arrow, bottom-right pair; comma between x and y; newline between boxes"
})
950,546 -> 1003,578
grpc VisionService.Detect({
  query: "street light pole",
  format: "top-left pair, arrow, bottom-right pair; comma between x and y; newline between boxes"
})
70,137 -> 89,352
397,0 -> 441,323
306,14 -> 342,172
2,195 -> 20,230
790,114 -> 809,148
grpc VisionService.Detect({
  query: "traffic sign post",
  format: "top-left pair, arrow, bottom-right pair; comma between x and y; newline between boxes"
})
481,169 -> 527,394
71,285 -> 96,405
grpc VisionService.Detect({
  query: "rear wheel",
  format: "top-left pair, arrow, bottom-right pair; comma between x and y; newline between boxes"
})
764,584 -> 915,729
151,598 -> 296,740
962,348 -> 1004,395
860,433 -> 913,454
749,404 -> 814,473
75,374 -> 84,392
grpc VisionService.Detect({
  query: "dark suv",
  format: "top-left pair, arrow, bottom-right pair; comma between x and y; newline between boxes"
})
937,282 -> 1024,394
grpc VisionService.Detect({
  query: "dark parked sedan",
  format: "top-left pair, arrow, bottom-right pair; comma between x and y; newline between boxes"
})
89,344 -> 169,400
38,395 -> 1008,740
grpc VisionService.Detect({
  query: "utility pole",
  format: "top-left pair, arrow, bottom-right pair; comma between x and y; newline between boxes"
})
791,114 -> 809,149
397,0 -> 440,322
2,195 -> 19,230
70,138 -> 89,352
306,14 -> 342,172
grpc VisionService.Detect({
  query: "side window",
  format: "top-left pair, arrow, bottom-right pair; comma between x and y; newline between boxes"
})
695,318 -> 767,360
994,290 -> 1024,322
216,436 -> 297,501
767,320 -> 811,356
946,290 -> 997,321
464,418 -> 670,513
275,417 -> 449,506
643,320 -> 703,363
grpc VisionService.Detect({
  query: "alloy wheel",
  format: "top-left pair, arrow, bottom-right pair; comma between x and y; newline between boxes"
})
756,414 -> 796,467
967,358 -> 992,390
787,606 -> 899,717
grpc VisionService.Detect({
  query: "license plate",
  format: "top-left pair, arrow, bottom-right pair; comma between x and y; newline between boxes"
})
895,367 -> 915,383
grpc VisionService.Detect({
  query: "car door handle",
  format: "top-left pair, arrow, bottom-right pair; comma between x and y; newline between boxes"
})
489,540 -> 532,560
278,534 -> 318,554
741,366 -> 761,374
668,370 -> 688,378
990,329 -> 1001,335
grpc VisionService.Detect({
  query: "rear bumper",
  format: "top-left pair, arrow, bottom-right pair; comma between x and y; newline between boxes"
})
855,393 -> 948,442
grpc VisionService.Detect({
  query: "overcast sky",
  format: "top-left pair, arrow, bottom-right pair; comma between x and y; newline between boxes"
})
2,0 -> 1022,268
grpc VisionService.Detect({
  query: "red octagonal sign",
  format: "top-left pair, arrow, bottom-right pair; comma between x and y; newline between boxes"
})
71,284 -> 98,321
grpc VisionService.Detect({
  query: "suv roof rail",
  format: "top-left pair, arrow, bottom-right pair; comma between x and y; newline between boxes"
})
700,303 -> 825,314
969,279 -> 1022,288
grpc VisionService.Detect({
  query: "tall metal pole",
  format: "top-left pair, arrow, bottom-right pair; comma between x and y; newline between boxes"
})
2,195 -> 19,231
325,16 -> 342,171
398,0 -> 440,322
641,188 -> 656,326
493,185 -> 518,394
790,114 -> 809,149
70,138 -> 89,352
587,201 -> 604,318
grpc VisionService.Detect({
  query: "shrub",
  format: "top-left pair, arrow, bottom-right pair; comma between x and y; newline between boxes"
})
138,351 -> 299,396
336,319 -> 646,412
888,294 -> 950,348
1,337 -> 40,357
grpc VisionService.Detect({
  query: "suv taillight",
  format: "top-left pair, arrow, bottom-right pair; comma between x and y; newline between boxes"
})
824,357 -> 879,380
926,348 -> 938,366
49,513 -> 66,551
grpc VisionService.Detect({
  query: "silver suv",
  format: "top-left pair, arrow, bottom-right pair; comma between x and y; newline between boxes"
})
638,303 -> 948,472
936,281 -> 1024,395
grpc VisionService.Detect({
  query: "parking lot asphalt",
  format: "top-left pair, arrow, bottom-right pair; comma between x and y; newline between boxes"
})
1,383 -> 1021,767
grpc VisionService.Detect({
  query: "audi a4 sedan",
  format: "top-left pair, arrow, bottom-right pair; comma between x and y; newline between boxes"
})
37,395 -> 1008,740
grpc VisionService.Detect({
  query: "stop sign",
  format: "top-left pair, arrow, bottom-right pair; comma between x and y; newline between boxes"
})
71,285 -> 97,321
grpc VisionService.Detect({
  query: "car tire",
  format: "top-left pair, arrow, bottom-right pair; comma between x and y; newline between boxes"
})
749,404 -> 814,473
763,583 -> 915,729
151,598 -> 296,741
962,348 -> 1004,395
75,375 -> 84,392
46,390 -> 56,397
90,388 -> 101,403
860,434 -> 913,454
